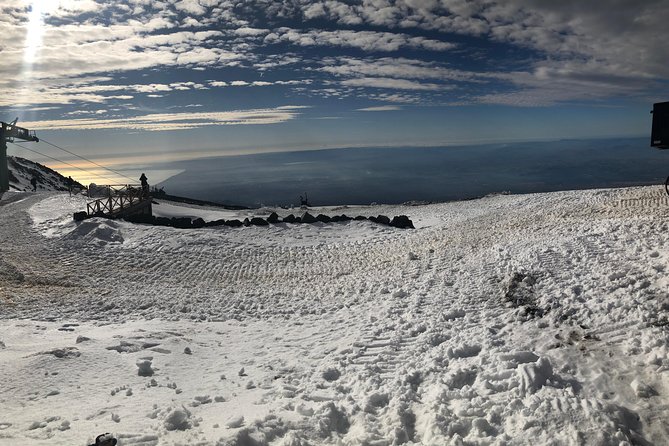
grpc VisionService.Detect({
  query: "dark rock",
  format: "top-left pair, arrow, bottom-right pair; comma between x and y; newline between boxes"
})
225,219 -> 243,227
301,212 -> 317,223
390,215 -> 415,229
126,214 -> 155,225
316,214 -> 331,223
155,217 -> 172,226
354,215 -> 367,221
282,214 -> 296,223
250,217 -> 269,226
192,217 -> 206,228
368,216 -> 378,223
339,214 -> 352,221
172,217 -> 192,229
375,215 -> 391,225
294,217 -> 302,223
73,211 -> 88,222
330,215 -> 342,222
243,218 -> 251,227
267,212 -> 279,223
205,219 -> 226,227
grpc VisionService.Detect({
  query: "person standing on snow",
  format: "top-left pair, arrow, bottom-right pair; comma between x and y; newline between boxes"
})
67,176 -> 74,196
30,176 -> 37,192
139,173 -> 149,198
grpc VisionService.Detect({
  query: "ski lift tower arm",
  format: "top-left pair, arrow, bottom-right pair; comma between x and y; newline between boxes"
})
0,120 -> 40,192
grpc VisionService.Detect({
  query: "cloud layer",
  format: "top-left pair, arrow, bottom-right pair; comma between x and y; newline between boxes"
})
1,0 -> 667,129
21,107 -> 306,131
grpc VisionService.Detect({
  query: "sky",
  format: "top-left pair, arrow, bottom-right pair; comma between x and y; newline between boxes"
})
1,0 -> 668,183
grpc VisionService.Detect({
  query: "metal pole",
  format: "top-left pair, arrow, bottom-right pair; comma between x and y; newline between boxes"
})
0,136 -> 9,193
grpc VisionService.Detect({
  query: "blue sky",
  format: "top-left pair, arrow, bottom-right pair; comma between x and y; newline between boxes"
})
1,0 -> 667,182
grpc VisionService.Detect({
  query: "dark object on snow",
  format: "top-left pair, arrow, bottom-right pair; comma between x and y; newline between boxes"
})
651,102 -> 669,149
119,209 -> 414,230
30,176 -> 37,191
125,214 -> 155,225
154,217 -> 172,226
172,217 -> 192,229
650,102 -> 669,197
375,215 -> 391,225
301,212 -> 317,223
267,212 -> 279,223
250,217 -> 269,226
390,215 -> 415,229
504,272 -> 544,318
73,211 -> 88,222
88,433 -> 117,446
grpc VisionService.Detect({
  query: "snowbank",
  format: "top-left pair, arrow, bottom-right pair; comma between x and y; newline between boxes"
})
0,185 -> 668,445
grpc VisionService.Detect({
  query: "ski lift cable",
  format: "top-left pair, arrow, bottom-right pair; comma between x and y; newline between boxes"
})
10,142 -> 121,184
39,138 -> 136,183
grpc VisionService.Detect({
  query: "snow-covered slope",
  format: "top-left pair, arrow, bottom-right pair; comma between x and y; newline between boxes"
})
0,186 -> 668,445
6,156 -> 83,192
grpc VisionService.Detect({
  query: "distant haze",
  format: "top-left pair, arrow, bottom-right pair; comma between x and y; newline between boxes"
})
156,138 -> 668,207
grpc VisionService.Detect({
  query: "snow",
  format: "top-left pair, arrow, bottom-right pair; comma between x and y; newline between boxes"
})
0,184 -> 668,445
6,156 -> 82,193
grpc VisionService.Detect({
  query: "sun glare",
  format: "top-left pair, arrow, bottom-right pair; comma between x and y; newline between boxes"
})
23,1 -> 46,65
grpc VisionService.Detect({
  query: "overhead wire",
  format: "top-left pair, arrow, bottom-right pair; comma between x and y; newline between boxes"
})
10,141 -> 121,184
39,138 -> 136,183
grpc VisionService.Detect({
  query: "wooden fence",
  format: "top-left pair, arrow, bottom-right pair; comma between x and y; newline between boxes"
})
86,184 -> 148,217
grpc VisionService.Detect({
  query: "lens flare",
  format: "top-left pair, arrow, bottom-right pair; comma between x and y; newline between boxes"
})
23,2 -> 45,65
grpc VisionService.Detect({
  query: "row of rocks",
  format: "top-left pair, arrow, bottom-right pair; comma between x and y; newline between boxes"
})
120,211 -> 415,229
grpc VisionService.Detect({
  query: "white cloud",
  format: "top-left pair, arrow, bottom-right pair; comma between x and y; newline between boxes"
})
0,81 -> 215,106
320,57 -> 489,82
265,28 -> 456,52
234,27 -> 270,37
370,92 -> 423,104
173,0 -> 207,16
342,77 -> 444,90
21,106 -> 306,131
356,105 -> 402,111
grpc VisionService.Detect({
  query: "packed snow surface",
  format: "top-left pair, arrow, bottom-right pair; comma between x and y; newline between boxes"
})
0,186 -> 668,445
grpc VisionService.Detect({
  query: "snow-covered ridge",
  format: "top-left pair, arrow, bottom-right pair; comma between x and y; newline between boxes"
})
0,185 -> 668,445
7,156 -> 83,192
